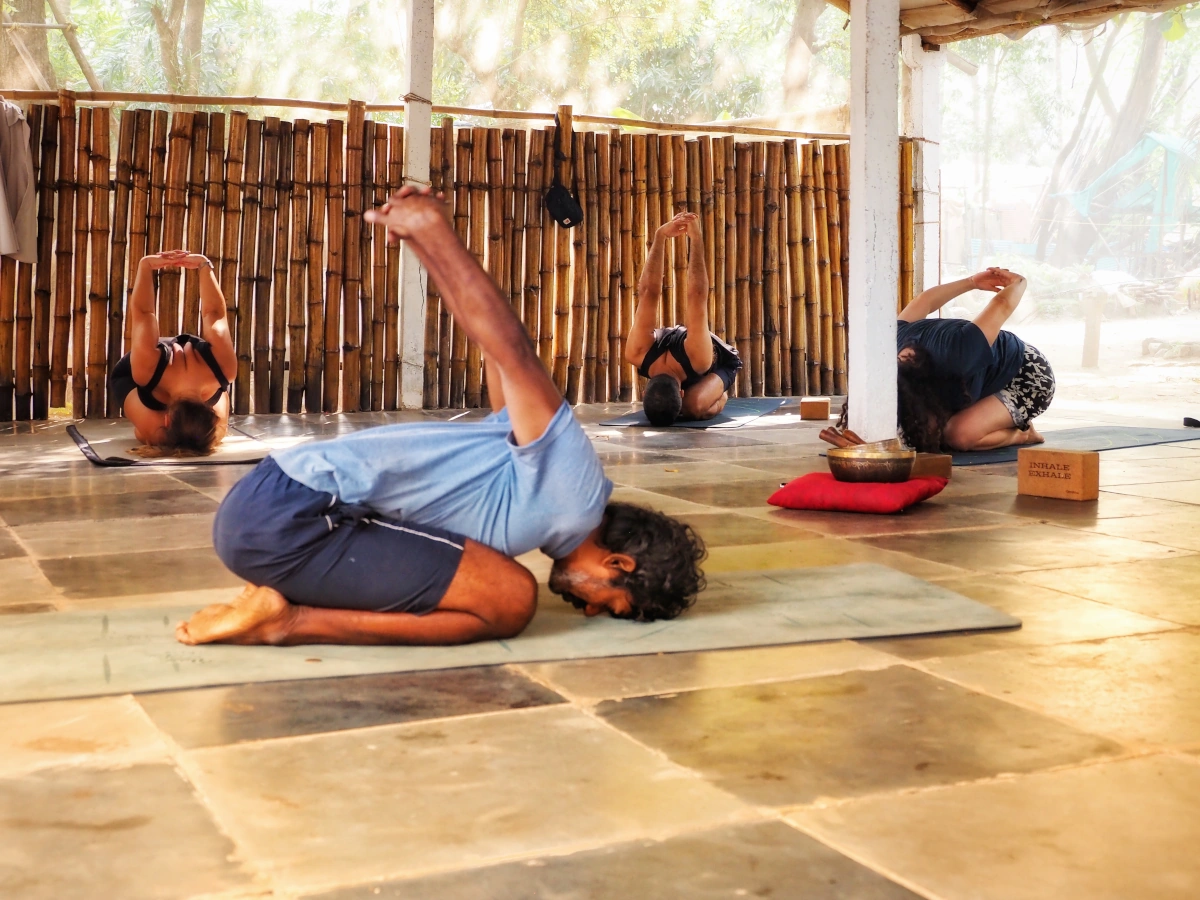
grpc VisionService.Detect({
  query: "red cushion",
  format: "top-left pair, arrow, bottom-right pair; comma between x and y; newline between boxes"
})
768,472 -> 948,514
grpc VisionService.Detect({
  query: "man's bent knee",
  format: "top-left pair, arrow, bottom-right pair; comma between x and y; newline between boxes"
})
448,542 -> 538,639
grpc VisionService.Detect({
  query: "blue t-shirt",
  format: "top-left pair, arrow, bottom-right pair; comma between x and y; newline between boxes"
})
271,402 -> 612,559
896,318 -> 1025,412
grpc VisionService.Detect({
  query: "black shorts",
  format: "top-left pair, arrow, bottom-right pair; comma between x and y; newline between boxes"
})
705,335 -> 743,393
213,458 -> 465,614
996,343 -> 1055,430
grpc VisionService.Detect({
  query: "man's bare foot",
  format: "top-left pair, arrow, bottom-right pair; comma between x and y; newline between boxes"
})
175,584 -> 297,646
1024,424 -> 1045,445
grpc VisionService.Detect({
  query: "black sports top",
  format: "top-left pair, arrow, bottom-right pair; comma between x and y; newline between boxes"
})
636,325 -> 743,391
895,318 -> 1025,413
110,333 -> 230,412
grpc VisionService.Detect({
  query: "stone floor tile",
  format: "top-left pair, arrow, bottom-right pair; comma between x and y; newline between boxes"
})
186,705 -> 748,888
595,666 -> 1120,806
668,442 -> 827,463
925,630 -> 1200,746
759,501 -> 1026,539
855,523 -> 1185,574
163,465 -> 256,490
589,430 -> 770,451
607,461 -> 780,490
1101,458 -> 1200,486
14,513 -> 216,559
590,448 -> 692,467
670,511 -> 823,546
308,821 -> 922,900
138,666 -> 564,749
787,755 -> 1200,900
0,763 -> 253,899
703,538 -> 972,581
721,456 -> 829,478
943,489 -> 1194,522
0,470 -> 182,501
1074,508 -> 1200,552
863,575 -> 1178,660
38,546 -> 242,599
0,557 -> 60,606
1100,443 -> 1200,460
0,527 -> 24,560
1017,554 -> 1200,625
647,477 -> 796,509
54,585 -> 240,611
608,486 -> 715,515
518,641 -> 900,702
937,469 -> 1019,496
1102,478 -> 1200,505
0,695 -> 168,777
0,488 -> 218,527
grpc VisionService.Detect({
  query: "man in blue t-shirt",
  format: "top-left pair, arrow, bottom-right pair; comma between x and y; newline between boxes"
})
176,187 -> 706,648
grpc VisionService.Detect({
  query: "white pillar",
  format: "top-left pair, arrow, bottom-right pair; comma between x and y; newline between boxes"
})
901,34 -> 944,296
400,0 -> 435,408
848,0 -> 900,441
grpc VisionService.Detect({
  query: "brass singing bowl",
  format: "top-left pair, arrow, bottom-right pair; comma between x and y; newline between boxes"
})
827,446 -> 916,483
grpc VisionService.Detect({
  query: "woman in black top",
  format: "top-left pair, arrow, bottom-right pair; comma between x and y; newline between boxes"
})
109,250 -> 237,455
624,212 -> 741,426
823,267 -> 1054,452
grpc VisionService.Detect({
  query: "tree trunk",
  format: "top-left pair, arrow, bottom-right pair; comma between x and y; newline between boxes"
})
0,0 -> 56,90
181,0 -> 205,92
781,0 -> 826,111
151,0 -> 205,93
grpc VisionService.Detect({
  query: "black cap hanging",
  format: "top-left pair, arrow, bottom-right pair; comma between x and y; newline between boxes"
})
544,112 -> 584,229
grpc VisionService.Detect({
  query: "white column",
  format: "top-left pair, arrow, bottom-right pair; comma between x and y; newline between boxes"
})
901,34 -> 944,296
848,0 -> 900,441
400,0 -> 435,408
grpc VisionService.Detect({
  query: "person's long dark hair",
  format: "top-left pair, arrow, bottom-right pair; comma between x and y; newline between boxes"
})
133,399 -> 221,457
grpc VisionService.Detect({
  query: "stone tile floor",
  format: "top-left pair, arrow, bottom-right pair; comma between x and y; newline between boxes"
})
1,401 -> 1199,898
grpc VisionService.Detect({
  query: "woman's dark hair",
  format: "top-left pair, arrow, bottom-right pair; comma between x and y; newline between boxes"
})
895,344 -> 963,453
643,374 -> 682,426
161,398 -> 220,456
599,502 -> 706,621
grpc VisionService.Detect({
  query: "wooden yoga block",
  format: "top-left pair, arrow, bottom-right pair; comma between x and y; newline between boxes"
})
912,453 -> 953,480
1017,448 -> 1100,501
800,397 -> 832,420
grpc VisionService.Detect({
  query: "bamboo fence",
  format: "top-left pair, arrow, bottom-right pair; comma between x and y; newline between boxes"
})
0,95 -> 920,422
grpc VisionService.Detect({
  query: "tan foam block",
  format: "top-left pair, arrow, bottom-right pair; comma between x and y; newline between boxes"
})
912,453 -> 953,480
800,398 -> 831,420
1017,448 -> 1100,501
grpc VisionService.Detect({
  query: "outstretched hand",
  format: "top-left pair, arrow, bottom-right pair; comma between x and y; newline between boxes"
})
971,267 -> 1021,292
656,212 -> 699,241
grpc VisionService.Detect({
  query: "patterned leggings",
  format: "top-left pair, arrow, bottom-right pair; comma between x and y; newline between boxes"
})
995,343 -> 1055,430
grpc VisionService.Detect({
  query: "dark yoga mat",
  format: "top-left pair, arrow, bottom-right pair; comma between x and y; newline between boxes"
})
600,397 -> 788,429
68,423 -> 271,467
951,425 -> 1200,466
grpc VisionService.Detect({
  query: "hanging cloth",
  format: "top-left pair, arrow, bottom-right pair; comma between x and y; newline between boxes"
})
0,100 -> 36,263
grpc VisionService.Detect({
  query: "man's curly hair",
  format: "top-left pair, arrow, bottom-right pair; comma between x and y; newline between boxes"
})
599,502 -> 707,621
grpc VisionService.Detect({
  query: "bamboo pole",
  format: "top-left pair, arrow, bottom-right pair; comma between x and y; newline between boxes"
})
606,131 -> 621,400
287,119 -> 309,414
485,127 -> 505,302
671,135 -> 688,321
836,143 -> 850,322
522,127 -> 544,344
763,141 -> 782,398
146,110 -> 168,258
86,107 -> 110,417
643,133 -> 659,327
582,130 -> 600,403
0,259 -> 13,419
466,126 -> 487,407
423,123 -> 443,409
102,110 -> 132,415
123,110 -> 151,355
322,117 -> 344,413
656,134 -> 674,323
270,120 -> 292,414
304,121 -> 327,411
595,130 -> 611,404
70,105 -> 90,415
783,139 -> 807,396
509,128 -> 526,325
567,130 -> 587,404
339,102 -> 364,413
811,143 -> 834,396
157,111 -> 193,337
450,127 -> 470,407
619,133 -> 635,401
32,102 -> 57,418
434,120 -> 452,408
203,112 -> 225,282
699,136 -> 716,331
777,149 -> 791,397
220,113 -> 247,355
722,136 -> 737,348
181,112 -> 207,335
536,127 -> 556,374
10,106 -> 40,420
358,117 -> 375,411
710,136 -> 726,343
370,120 -> 388,410
799,142 -> 821,391
385,124 -> 404,409
234,118 -> 262,414
825,144 -> 848,396
734,141 -> 751,399
50,90 -> 75,408
748,142 -> 765,397
899,137 -> 915,316
552,107 -> 573,395
499,128 -> 516,312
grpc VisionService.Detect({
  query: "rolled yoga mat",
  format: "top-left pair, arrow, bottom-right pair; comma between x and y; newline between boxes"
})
67,422 -> 290,466
0,564 -> 1019,703
600,397 -> 789,429
949,425 -> 1200,466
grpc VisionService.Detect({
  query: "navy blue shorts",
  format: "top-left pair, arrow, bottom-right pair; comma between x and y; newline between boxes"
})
213,458 -> 465,615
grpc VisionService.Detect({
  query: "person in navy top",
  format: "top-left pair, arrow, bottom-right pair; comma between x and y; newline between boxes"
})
822,268 -> 1054,453
176,186 -> 706,649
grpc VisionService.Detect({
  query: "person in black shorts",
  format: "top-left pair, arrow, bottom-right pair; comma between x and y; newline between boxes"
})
822,267 -> 1053,453
109,250 -> 236,455
625,212 -> 741,425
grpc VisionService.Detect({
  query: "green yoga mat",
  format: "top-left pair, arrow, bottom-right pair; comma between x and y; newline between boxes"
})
0,564 -> 1018,703
600,397 -> 789,428
951,425 -> 1200,466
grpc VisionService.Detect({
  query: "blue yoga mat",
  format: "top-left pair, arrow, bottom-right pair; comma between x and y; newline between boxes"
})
950,425 -> 1200,466
600,397 -> 789,429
